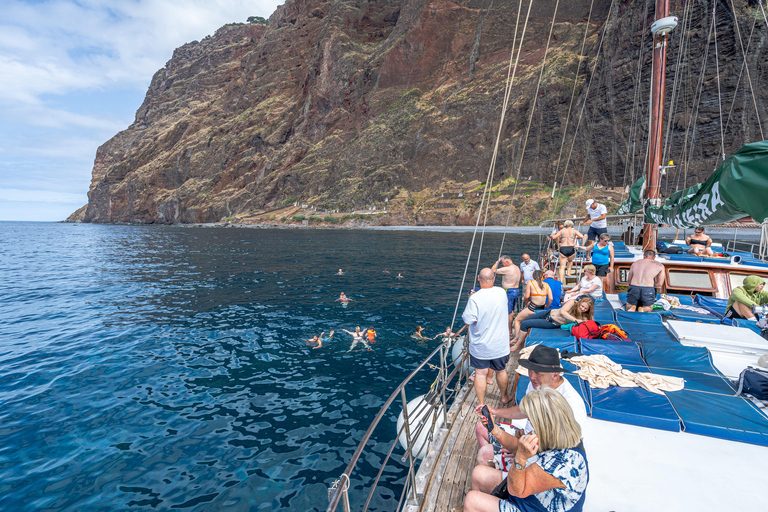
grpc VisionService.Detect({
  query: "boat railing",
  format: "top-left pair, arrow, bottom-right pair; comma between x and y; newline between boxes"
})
326,336 -> 471,512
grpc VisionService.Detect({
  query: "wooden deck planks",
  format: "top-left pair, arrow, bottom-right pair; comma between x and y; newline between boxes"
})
408,375 -> 506,512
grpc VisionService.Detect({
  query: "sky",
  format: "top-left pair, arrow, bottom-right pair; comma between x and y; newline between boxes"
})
0,0 -> 283,221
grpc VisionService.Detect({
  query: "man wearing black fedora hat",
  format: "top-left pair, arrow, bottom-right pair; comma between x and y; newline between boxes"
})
473,344 -> 586,469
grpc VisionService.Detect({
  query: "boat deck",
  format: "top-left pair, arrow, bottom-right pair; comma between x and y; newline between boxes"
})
405,369 -> 513,512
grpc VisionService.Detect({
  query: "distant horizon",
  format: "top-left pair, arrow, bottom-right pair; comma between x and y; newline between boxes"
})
0,0 -> 283,222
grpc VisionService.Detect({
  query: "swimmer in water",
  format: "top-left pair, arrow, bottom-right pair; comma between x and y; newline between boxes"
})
441,324 -> 467,342
365,327 -> 377,343
343,326 -> 372,352
396,273 -> 403,279
337,292 -> 351,302
383,269 -> 390,274
314,330 -> 334,349
413,325 -> 431,341
337,269 -> 344,275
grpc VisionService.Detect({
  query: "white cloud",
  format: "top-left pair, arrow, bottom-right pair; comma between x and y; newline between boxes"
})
0,0 -> 283,221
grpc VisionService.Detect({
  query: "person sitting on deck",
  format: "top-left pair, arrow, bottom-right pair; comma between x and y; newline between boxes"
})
464,386 -> 589,512
543,270 -> 563,309
626,250 -> 664,312
513,271 -> 552,341
550,220 -> 585,282
725,275 -> 768,322
510,297 -> 594,352
473,345 -> 587,470
563,265 -> 603,302
685,227 -> 715,256
462,268 -> 513,406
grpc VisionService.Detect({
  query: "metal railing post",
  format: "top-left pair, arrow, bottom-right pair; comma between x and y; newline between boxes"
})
399,388 -> 419,506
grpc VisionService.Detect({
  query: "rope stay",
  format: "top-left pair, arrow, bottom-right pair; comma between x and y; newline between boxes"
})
713,5 -> 726,162
728,0 -> 765,140
548,0 -> 596,218
499,0 -> 561,255
448,0 -> 530,334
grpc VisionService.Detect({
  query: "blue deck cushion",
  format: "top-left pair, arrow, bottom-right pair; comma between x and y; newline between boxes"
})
694,295 -> 728,317
578,338 -> 680,431
617,292 -> 694,306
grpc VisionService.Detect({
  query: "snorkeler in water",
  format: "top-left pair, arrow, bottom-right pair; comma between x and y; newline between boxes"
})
343,326 -> 372,352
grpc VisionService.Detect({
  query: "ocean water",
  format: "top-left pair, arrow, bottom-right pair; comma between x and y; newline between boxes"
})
0,222 -> 538,511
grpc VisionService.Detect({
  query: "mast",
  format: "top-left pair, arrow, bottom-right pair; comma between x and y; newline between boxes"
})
642,1 -> 677,251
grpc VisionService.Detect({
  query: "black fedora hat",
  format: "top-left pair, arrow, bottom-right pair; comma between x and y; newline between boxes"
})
518,345 -> 569,373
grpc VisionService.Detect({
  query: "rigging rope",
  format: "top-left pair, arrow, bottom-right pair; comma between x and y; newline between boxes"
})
448,0 -> 531,333
548,0 -> 596,218
551,3 -> 614,211
621,0 -> 653,205
713,5 -> 726,162
729,0 -> 765,140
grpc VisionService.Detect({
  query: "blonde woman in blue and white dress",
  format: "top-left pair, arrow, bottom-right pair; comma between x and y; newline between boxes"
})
463,386 -> 589,512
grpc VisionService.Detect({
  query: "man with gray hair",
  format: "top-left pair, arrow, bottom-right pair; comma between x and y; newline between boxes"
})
462,268 -> 513,405
491,255 -> 521,333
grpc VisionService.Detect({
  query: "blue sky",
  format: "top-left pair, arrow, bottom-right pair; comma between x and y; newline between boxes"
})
0,0 -> 283,221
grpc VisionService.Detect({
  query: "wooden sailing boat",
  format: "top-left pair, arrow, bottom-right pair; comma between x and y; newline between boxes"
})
328,2 -> 768,511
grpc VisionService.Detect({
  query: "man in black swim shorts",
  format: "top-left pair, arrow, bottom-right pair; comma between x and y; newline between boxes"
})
626,250 -> 664,312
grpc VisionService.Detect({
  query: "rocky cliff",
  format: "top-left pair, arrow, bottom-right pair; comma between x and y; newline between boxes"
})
70,0 -> 767,225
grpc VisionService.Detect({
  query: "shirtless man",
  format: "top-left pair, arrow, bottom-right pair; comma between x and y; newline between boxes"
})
491,255 -> 522,334
626,250 -> 665,312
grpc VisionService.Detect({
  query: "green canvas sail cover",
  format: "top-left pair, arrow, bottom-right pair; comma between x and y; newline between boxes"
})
615,140 -> 768,227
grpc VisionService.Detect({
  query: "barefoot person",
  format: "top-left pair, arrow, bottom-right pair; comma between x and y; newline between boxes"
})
464,387 -> 588,512
462,268 -> 513,405
491,255 -> 522,333
510,297 -> 594,351
513,271 -> 552,341
550,220 -> 585,282
626,250 -> 665,312
472,345 -> 587,469
308,331 -> 334,349
685,227 -> 714,256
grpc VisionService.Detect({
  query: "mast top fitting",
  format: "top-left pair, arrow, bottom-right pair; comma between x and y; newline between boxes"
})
651,16 -> 678,36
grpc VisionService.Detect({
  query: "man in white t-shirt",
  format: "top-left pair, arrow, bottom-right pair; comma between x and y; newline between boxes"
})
472,344 -> 587,470
462,268 -> 513,406
519,253 -> 540,284
583,199 -> 608,258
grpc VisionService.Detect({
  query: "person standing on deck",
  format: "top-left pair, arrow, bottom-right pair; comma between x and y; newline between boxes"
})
462,268 -> 513,406
626,250 -> 664,312
519,254 -> 540,285
582,199 -> 608,258
472,345 -> 587,469
725,275 -> 768,321
491,255 -> 522,334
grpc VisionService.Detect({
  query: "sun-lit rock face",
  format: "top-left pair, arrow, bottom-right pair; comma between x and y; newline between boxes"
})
74,0 -> 767,224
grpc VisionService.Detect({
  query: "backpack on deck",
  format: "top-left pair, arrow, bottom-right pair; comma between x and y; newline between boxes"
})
735,367 -> 768,400
599,324 -> 630,341
570,320 -> 602,339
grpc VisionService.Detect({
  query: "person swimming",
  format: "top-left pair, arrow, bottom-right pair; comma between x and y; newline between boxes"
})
413,325 -> 433,341
308,331 -> 334,349
396,273 -> 403,279
365,327 -> 377,343
343,326 -> 372,352
383,269 -> 390,274
337,269 -> 344,275
337,292 -> 351,302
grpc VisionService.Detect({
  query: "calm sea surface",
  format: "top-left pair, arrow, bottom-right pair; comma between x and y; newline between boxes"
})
0,222 -> 538,511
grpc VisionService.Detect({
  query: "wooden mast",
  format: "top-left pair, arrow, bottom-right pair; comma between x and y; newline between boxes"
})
642,0 -> 671,252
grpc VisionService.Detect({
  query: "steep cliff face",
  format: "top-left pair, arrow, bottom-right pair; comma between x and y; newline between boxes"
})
75,0 -> 767,224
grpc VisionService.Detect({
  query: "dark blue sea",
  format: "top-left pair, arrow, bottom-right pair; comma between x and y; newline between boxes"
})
0,222 -> 539,511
